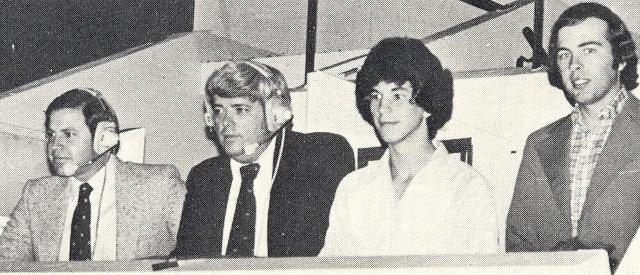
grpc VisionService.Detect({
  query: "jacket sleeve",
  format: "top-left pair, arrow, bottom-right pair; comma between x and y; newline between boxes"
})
170,166 -> 200,258
321,134 -> 355,192
162,165 -> 186,243
0,181 -> 36,261
505,136 -> 541,252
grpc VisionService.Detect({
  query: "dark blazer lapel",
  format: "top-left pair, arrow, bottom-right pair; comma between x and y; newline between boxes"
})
582,95 -> 640,217
34,177 -> 68,261
113,158 -> 141,260
536,116 -> 572,218
267,129 -> 296,256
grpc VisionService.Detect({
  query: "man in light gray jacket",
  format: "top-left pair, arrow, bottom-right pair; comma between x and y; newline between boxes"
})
0,88 -> 185,261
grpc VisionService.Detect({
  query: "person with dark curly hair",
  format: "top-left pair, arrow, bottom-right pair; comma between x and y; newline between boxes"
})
506,3 -> 640,271
320,37 -> 499,256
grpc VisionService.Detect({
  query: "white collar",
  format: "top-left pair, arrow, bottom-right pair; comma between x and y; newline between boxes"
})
229,138 -> 276,176
374,141 -> 450,185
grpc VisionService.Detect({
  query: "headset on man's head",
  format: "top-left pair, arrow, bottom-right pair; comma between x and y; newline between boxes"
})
75,87 -> 120,155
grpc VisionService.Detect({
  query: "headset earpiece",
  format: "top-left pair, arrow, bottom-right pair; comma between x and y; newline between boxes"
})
265,89 -> 293,132
76,88 -> 119,155
93,121 -> 119,155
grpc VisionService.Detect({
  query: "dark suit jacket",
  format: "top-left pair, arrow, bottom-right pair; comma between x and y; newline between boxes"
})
171,130 -> 355,258
506,93 -> 640,264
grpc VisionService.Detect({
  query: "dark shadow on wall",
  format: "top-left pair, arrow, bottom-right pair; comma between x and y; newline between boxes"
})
0,0 -> 194,93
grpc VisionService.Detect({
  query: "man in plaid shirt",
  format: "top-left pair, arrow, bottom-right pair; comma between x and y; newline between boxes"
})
506,3 -> 640,271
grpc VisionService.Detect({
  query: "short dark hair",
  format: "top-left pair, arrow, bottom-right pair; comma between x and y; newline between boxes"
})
548,2 -> 638,91
355,37 -> 453,140
45,88 -> 120,153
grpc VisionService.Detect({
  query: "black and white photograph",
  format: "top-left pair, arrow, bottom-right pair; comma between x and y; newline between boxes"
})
0,0 -> 639,274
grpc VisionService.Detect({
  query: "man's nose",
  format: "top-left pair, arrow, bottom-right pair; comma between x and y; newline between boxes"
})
378,96 -> 393,114
569,55 -> 582,71
48,136 -> 66,151
218,112 -> 236,128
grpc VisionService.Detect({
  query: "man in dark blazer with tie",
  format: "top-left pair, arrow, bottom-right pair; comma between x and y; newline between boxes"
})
506,3 -> 640,271
171,60 -> 355,258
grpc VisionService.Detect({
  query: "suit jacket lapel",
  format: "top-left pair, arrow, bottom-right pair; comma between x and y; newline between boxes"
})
536,116 -> 572,219
113,158 -> 141,260
582,95 -> 640,217
268,129 -> 295,256
35,177 -> 68,261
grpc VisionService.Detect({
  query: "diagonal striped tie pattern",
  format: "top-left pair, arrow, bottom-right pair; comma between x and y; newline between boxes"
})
70,182 -> 93,261
227,163 -> 260,257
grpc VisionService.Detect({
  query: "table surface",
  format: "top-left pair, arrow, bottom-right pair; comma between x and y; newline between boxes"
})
0,250 -> 611,274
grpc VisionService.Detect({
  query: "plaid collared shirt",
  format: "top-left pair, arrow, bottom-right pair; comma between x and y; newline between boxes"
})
569,88 -> 628,237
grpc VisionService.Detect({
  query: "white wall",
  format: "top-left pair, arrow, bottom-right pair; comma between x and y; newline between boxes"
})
193,0 -> 483,54
0,124 -> 49,215
0,33 -> 212,180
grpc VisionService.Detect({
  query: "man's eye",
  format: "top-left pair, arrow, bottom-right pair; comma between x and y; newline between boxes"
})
557,51 -> 570,60
367,91 -> 382,101
392,92 -> 410,101
235,107 -> 250,114
583,48 -> 597,54
64,132 -> 75,138
212,107 -> 224,116
45,132 -> 54,140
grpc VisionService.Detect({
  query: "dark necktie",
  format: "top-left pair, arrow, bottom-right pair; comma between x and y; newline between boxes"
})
227,163 -> 260,257
70,182 -> 93,261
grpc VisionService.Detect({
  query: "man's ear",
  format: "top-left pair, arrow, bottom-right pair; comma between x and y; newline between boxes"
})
264,90 -> 293,132
203,101 -> 214,127
93,121 -> 119,154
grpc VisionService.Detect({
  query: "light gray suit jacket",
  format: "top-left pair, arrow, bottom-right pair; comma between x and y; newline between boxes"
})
506,93 -> 640,264
0,157 -> 186,261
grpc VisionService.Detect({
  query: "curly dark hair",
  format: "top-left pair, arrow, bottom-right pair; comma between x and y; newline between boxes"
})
355,37 -> 453,140
548,2 -> 638,92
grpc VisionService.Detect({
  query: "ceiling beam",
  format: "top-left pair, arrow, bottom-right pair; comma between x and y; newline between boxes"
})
459,0 -> 508,11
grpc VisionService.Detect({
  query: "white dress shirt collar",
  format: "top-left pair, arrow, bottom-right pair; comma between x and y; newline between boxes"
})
376,141 -> 451,196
